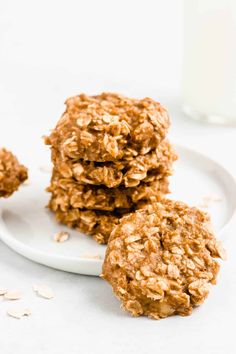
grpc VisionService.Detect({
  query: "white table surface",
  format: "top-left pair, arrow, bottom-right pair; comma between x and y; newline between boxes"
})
1,1 -> 236,353
0,72 -> 236,354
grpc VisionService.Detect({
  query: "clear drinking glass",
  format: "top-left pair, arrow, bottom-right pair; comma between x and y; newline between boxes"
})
182,0 -> 236,124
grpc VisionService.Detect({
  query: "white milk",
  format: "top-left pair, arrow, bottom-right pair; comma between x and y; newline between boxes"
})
182,0 -> 236,123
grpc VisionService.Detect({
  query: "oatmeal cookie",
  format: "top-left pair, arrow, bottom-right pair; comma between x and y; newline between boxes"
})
51,139 -> 177,188
45,93 -> 170,162
48,170 -> 169,212
102,199 -> 225,319
0,148 -> 28,197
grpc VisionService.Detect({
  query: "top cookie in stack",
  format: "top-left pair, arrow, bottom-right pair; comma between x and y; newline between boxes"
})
45,93 -> 177,244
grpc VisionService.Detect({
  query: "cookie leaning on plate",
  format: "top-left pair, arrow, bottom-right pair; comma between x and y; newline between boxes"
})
102,199 -> 226,319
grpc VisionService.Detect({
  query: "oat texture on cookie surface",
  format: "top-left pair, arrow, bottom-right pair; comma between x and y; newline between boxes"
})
102,199 -> 225,319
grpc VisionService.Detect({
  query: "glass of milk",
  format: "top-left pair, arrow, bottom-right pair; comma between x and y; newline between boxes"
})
182,0 -> 236,124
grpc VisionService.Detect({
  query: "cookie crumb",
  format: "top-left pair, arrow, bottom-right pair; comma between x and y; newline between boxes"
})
215,240 -> 227,260
53,231 -> 70,243
199,194 -> 222,209
81,253 -> 101,260
23,179 -> 30,186
0,288 -> 8,296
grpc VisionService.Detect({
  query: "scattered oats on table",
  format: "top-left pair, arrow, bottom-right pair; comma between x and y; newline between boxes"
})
33,284 -> 54,299
7,308 -> 31,319
4,290 -> 22,300
0,148 -> 28,198
102,199 -> 225,320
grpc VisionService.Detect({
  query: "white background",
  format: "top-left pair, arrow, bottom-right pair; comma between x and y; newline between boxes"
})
0,1 -> 236,353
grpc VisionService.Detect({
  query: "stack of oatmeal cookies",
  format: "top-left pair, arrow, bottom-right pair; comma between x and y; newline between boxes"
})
45,93 -> 177,244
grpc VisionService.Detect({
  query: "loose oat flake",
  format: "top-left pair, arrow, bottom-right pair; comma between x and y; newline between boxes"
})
81,253 -> 101,260
53,231 -> 70,243
199,194 -> 222,209
7,308 -> 31,319
4,291 -> 22,300
33,284 -> 54,299
0,288 -> 8,296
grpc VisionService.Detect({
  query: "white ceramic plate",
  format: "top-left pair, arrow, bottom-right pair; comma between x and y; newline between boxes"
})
0,144 -> 236,276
